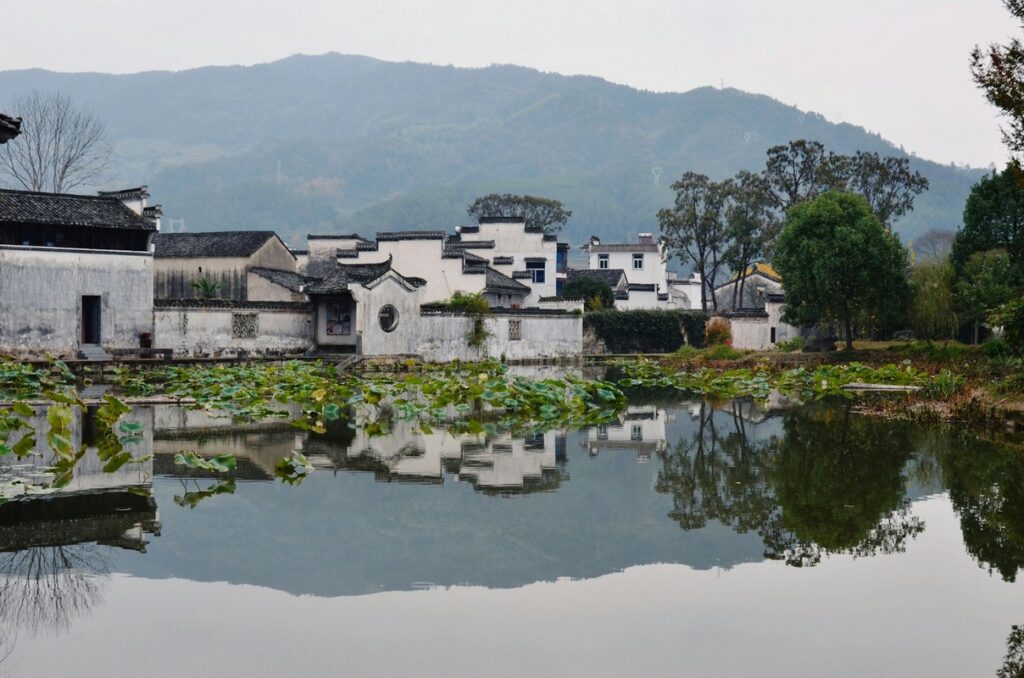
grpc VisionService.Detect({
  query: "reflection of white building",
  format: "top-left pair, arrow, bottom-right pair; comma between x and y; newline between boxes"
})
585,406 -> 668,462
330,421 -> 566,493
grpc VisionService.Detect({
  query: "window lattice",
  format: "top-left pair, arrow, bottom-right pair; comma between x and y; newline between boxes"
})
232,313 -> 258,338
508,319 -> 522,340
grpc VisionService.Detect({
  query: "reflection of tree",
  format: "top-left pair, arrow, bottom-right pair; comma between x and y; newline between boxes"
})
940,437 -> 1024,583
0,544 -> 108,634
656,402 -> 924,567
998,625 -> 1024,678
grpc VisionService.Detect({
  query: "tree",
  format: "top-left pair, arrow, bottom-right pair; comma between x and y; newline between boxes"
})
956,249 -> 1016,343
466,194 -> 571,234
560,277 -> 614,311
951,163 -> 1024,279
845,151 -> 929,227
763,140 -> 847,211
658,172 -> 730,312
971,0 -> 1024,156
908,260 -> 959,340
773,192 -> 909,350
0,91 -> 111,193
722,171 -> 777,309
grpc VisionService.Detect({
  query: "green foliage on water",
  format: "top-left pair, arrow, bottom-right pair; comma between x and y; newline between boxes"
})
617,357 -> 942,400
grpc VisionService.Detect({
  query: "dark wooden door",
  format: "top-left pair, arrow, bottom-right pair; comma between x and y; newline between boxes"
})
82,295 -> 101,344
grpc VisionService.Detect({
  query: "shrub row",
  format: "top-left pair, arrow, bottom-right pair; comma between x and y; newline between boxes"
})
585,310 -> 707,353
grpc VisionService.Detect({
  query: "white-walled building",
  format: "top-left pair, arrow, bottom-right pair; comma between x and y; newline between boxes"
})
299,217 -> 567,308
581,233 -> 701,310
0,187 -> 159,359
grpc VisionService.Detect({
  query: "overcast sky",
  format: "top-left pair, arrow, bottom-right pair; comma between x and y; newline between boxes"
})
2,0 -> 1016,167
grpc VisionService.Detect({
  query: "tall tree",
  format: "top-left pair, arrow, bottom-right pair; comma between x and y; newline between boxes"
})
466,194 -> 571,234
908,260 -> 959,341
763,140 -> 847,211
846,151 -> 929,227
955,249 -> 1016,343
971,0 -> 1024,156
913,228 -> 956,261
951,162 -> 1024,279
658,172 -> 730,312
0,91 -> 111,193
722,171 -> 777,308
773,192 -> 909,350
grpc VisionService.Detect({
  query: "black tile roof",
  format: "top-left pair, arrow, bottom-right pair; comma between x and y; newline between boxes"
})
154,231 -> 279,257
376,231 -> 446,241
0,188 -> 157,230
249,267 -> 316,293
485,267 -> 531,294
629,283 -> 657,292
478,216 -> 525,224
307,233 -> 369,241
0,113 -> 22,143
304,257 -> 402,295
445,239 -> 495,250
567,268 -> 628,286
492,256 -> 514,265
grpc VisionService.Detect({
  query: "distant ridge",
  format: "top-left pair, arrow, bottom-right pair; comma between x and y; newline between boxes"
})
0,53 -> 984,251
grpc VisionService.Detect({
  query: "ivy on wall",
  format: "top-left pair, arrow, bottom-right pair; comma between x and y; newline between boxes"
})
585,310 -> 706,353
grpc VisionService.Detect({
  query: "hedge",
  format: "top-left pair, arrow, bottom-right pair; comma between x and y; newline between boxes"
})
585,309 -> 707,353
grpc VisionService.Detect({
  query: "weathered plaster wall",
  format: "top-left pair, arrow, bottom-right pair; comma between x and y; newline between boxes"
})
729,315 -> 770,350
766,300 -> 798,345
154,256 -> 250,301
417,313 -> 582,362
0,245 -> 154,357
154,305 -> 312,357
352,275 -> 426,355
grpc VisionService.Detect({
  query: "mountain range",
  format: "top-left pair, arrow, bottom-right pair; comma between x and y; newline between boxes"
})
0,53 -> 987,254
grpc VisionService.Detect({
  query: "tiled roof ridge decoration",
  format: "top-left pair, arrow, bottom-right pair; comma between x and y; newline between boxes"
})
492,255 -> 514,265
376,230 -> 447,241
512,270 -> 533,280
477,216 -> 526,224
304,255 -> 411,295
153,231 -> 279,257
445,239 -> 495,250
307,233 -> 369,241
154,298 -> 311,310
628,283 -> 657,292
97,186 -> 150,201
585,242 -> 660,252
0,188 -> 157,231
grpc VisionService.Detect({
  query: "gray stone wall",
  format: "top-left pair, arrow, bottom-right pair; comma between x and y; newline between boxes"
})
154,305 -> 313,357
0,245 -> 154,358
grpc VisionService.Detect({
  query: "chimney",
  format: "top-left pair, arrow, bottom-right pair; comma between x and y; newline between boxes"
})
143,204 -> 163,232
638,232 -> 655,245
98,186 -> 150,215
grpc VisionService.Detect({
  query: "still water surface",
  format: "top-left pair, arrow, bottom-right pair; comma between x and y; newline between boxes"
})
2,397 -> 1022,677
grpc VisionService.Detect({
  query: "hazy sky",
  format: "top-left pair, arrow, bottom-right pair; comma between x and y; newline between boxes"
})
2,0 -> 1016,167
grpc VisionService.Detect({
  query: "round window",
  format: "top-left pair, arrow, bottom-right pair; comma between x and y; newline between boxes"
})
378,304 -> 399,332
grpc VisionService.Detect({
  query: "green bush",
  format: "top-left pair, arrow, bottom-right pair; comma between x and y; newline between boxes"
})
703,344 -> 744,361
561,278 -> 615,311
991,298 -> 1024,354
586,310 -> 706,353
774,336 -> 804,352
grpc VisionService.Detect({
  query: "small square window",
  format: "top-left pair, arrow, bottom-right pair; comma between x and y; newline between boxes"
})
526,260 -> 545,284
597,425 -> 608,441
632,253 -> 644,270
631,424 -> 642,441
232,313 -> 258,338
508,319 -> 522,341
598,254 -> 609,269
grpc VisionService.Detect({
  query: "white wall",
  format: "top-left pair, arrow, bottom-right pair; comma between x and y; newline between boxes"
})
155,305 -> 313,357
475,221 -> 559,301
351,274 -> 426,356
589,249 -> 666,288
417,312 -> 582,361
0,245 -> 154,358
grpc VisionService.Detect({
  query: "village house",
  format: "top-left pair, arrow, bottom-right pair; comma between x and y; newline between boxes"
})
153,231 -> 296,301
300,217 -> 567,308
151,229 -> 583,360
0,186 -> 159,359
581,233 -> 701,309
713,264 -> 798,350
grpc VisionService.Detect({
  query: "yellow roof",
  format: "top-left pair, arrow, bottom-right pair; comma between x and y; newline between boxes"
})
732,262 -> 782,282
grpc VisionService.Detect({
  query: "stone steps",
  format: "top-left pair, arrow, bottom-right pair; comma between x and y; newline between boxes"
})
77,344 -> 112,361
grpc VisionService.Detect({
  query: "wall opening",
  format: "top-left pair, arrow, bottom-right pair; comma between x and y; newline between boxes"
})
82,295 -> 102,344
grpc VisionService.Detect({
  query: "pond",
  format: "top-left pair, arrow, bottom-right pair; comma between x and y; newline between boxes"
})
1,395 -> 1022,677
